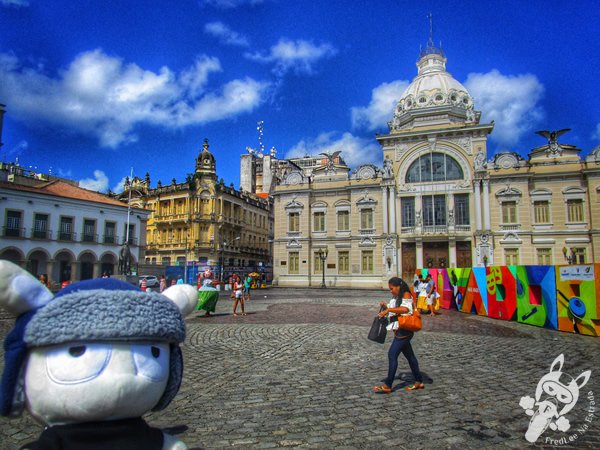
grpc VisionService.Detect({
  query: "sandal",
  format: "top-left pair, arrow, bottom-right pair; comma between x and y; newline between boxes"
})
405,382 -> 424,390
373,385 -> 392,393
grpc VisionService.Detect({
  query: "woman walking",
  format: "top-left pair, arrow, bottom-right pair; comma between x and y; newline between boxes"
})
373,277 -> 424,393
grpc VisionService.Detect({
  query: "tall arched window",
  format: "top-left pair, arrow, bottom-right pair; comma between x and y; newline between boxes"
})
406,153 -> 463,183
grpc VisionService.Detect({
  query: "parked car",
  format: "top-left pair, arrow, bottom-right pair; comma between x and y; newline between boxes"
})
138,275 -> 159,289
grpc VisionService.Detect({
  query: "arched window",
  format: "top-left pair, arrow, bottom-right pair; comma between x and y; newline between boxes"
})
406,153 -> 463,183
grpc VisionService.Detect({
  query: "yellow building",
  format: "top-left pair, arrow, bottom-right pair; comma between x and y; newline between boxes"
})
122,139 -> 272,280
270,42 -> 600,288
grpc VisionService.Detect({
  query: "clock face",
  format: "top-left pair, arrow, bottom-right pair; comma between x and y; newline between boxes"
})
203,159 -> 210,165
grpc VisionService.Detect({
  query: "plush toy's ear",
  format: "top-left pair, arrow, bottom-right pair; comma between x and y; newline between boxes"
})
0,261 -> 53,317
162,284 -> 197,317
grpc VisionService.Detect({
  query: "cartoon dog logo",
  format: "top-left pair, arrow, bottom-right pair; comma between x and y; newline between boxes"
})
519,354 -> 591,443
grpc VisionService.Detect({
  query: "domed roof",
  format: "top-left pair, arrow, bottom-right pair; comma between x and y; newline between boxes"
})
389,46 -> 477,131
195,138 -> 216,175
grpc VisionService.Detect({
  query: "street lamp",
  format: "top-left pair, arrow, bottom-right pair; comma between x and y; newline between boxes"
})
317,247 -> 328,288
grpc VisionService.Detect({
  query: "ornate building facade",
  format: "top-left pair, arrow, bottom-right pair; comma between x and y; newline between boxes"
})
122,139 -> 272,280
269,42 -> 600,288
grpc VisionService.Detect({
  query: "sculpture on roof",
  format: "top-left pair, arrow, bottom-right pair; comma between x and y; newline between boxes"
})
382,156 -> 394,179
535,128 -> 571,157
319,150 -> 341,172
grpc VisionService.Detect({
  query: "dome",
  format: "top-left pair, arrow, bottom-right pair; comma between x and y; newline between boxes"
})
389,46 -> 477,131
195,138 -> 216,175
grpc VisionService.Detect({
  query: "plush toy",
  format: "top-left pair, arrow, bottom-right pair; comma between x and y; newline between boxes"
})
0,261 -> 197,449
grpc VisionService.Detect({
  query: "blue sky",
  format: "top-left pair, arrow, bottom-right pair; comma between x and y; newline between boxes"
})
1,0 -> 599,193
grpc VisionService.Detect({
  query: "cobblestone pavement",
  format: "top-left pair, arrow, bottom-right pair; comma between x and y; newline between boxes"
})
1,287 -> 599,449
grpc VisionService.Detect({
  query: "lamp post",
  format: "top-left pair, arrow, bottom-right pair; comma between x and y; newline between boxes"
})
317,247 -> 328,288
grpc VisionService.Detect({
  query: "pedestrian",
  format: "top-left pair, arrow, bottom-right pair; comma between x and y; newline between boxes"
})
39,274 -> 50,288
159,275 -> 167,293
140,278 -> 147,292
101,271 -> 110,278
425,274 -> 437,316
373,277 -> 424,393
232,274 -> 245,317
196,273 -> 219,317
176,276 -> 184,285
243,274 -> 252,301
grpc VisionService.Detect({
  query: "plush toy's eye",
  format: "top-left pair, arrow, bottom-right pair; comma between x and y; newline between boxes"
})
131,343 -> 169,381
69,346 -> 86,357
46,343 -> 112,384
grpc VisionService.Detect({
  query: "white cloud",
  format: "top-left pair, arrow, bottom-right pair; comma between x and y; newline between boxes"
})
245,38 -> 337,76
0,49 -> 270,148
351,80 -> 409,131
5,140 -> 28,158
1,0 -> 29,7
79,170 -> 109,192
465,69 -> 545,149
112,176 -> 127,193
592,123 -> 600,141
286,131 -> 382,169
204,21 -> 250,47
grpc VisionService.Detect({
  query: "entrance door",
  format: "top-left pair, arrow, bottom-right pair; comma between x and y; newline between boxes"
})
423,242 -> 449,268
456,242 -> 472,268
401,243 -> 416,280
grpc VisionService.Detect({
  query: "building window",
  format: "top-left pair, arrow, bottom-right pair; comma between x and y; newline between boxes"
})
360,209 -> 373,230
82,219 -> 96,242
338,251 -> 349,274
314,252 -> 323,273
314,211 -> 325,232
534,201 -> 550,224
337,210 -> 349,231
423,195 -> 446,226
406,152 -> 464,182
401,198 -> 415,227
567,199 -> 584,222
59,217 -> 74,241
288,252 -> 299,274
5,210 -> 22,237
33,213 -> 49,239
505,248 -> 519,265
289,212 -> 300,232
454,194 -> 470,225
572,248 -> 586,264
124,224 -> 135,245
502,201 -> 518,224
104,222 -> 116,244
537,248 -> 552,265
361,250 -> 373,274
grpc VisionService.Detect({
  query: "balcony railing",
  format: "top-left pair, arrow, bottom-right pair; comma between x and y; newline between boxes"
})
103,234 -> 119,244
31,228 -> 51,239
58,231 -> 76,241
81,233 -> 98,243
422,225 -> 448,233
2,226 -> 25,238
455,224 -> 471,232
500,223 -> 521,231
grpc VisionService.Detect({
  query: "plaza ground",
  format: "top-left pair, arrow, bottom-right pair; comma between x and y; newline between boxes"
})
1,288 -> 599,449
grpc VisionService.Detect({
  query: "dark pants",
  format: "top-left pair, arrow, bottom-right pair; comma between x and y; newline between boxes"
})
385,335 -> 423,388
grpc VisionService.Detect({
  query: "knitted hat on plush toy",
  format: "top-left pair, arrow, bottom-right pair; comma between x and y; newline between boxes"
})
0,261 -> 197,449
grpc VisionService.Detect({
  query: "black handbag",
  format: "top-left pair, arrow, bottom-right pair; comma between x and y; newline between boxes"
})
368,307 -> 388,344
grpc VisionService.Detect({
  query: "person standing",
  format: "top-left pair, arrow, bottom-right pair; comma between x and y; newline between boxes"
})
373,277 -> 424,393
425,274 -> 437,316
176,276 -> 184,285
243,274 -> 252,301
232,275 -> 245,317
159,275 -> 167,293
39,274 -> 50,288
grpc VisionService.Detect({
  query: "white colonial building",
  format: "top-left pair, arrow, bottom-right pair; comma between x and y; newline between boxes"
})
0,163 -> 150,288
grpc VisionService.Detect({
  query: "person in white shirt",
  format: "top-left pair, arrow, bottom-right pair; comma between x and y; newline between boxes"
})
373,277 -> 424,393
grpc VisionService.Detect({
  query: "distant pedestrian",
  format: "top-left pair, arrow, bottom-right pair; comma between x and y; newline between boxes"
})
159,275 -> 167,293
176,276 -> 184,285
373,277 -> 424,393
425,274 -> 437,317
233,275 -> 245,317
243,274 -> 252,301
140,278 -> 147,292
39,274 -> 50,288
101,271 -> 110,278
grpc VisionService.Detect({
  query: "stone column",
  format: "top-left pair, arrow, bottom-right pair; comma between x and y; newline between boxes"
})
449,239 -> 457,267
93,262 -> 102,279
482,179 -> 491,231
474,180 -> 482,231
381,186 -> 388,234
416,239 -> 424,268
389,186 -> 397,234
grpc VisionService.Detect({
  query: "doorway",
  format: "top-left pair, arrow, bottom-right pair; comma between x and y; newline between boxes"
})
423,242 -> 449,268
401,243 -> 416,280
